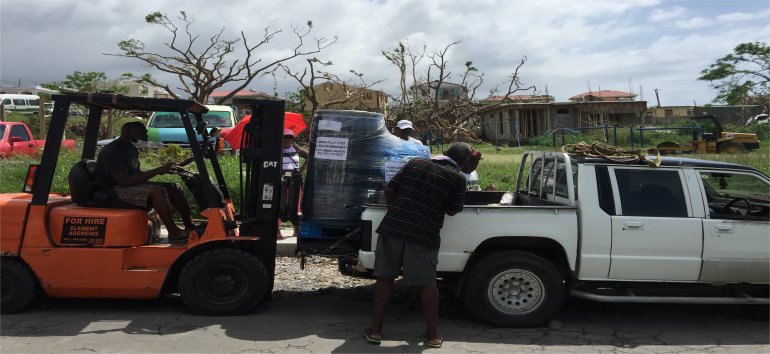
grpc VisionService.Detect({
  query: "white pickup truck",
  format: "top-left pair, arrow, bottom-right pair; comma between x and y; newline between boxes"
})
352,151 -> 770,327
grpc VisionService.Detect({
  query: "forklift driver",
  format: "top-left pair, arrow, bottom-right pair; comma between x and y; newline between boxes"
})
94,122 -> 196,242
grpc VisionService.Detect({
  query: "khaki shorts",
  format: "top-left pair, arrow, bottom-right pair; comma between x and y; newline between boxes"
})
373,234 -> 439,286
114,182 -> 175,209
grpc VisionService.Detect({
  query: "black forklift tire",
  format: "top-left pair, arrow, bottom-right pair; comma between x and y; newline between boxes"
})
179,249 -> 267,315
463,250 -> 565,327
718,142 -> 747,154
1,258 -> 39,314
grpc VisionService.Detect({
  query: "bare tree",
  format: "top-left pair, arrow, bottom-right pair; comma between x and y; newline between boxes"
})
106,11 -> 335,103
383,41 -> 534,142
274,58 -> 385,119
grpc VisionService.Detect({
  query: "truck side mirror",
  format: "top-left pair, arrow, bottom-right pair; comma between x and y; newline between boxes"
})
9,136 -> 22,144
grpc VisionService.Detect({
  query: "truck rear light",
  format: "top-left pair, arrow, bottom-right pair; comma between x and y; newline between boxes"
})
23,164 -> 38,193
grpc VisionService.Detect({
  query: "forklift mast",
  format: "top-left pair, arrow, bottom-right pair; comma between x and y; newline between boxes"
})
232,98 -> 285,240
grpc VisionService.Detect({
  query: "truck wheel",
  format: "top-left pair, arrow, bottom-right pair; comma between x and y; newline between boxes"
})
463,250 -> 564,327
1,258 -> 38,314
718,142 -> 747,154
179,249 -> 267,315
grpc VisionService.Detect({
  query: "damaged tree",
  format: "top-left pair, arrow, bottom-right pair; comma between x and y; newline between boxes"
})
273,58 -> 385,119
106,11 -> 334,104
383,41 -> 535,142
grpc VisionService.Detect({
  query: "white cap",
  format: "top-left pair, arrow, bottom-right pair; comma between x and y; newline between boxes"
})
396,120 -> 414,130
283,128 -> 295,137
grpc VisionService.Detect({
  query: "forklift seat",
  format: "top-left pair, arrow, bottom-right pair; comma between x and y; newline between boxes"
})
65,160 -> 161,245
67,160 -> 143,209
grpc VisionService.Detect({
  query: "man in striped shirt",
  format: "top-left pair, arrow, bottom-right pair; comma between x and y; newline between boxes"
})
365,142 -> 475,348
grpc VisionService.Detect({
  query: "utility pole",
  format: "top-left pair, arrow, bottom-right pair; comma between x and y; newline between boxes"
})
654,88 -> 661,108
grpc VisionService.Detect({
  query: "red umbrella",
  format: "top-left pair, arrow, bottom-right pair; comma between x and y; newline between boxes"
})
224,112 -> 307,150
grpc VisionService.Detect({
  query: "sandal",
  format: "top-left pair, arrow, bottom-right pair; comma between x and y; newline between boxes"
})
168,229 -> 191,243
362,329 -> 382,345
422,332 -> 443,348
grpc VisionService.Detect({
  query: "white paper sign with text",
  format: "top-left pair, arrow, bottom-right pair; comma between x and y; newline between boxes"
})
384,161 -> 406,182
314,137 -> 349,160
318,120 -> 343,132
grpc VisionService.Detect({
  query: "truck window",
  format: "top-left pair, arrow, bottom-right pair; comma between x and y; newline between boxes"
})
596,166 -> 615,215
699,171 -> 770,220
613,169 -> 688,217
9,125 -> 30,141
202,111 -> 232,127
0,125 -> 5,141
149,113 -> 184,128
526,156 -> 576,202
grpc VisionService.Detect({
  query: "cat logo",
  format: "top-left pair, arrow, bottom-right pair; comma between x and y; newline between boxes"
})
263,161 -> 278,168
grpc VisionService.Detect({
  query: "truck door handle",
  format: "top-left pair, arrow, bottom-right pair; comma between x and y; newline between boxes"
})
715,223 -> 733,233
623,222 -> 644,230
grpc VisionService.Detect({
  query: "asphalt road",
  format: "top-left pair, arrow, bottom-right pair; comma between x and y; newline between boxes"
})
1,287 -> 768,353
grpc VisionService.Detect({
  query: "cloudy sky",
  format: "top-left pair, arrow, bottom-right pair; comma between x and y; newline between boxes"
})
1,0 -> 767,106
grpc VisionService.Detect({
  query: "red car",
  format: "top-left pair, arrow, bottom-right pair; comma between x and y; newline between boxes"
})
0,122 -> 76,157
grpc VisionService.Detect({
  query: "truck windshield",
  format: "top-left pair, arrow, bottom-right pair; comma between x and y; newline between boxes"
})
149,111 -> 231,128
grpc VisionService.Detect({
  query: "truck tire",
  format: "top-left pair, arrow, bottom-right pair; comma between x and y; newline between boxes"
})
463,250 -> 564,327
1,258 -> 38,314
179,249 -> 267,315
718,142 -> 747,154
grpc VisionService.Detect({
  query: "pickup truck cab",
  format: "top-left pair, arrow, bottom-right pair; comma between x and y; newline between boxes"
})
146,104 -> 236,149
0,121 -> 76,157
355,151 -> 769,327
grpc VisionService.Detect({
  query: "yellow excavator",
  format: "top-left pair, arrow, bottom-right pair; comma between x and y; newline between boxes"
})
656,115 -> 759,154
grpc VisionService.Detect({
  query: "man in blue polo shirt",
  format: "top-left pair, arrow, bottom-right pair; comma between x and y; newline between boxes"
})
365,142 -> 475,348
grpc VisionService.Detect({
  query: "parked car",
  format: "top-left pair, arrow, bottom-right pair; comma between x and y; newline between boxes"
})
145,104 -> 236,149
0,121 -> 76,157
0,94 -> 43,115
746,113 -> 769,126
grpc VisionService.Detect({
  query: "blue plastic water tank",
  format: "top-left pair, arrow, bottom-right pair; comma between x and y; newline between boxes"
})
302,110 -> 429,226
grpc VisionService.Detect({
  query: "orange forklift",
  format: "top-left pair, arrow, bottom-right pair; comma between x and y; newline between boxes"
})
0,94 -> 291,315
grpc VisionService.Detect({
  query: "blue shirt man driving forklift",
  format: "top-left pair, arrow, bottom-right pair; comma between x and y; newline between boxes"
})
94,122 -> 195,243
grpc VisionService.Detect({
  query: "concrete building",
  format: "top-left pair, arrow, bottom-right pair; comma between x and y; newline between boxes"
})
569,90 -> 637,102
303,82 -> 387,114
411,81 -> 468,103
477,100 -> 647,145
645,105 -> 765,125
645,106 -> 695,124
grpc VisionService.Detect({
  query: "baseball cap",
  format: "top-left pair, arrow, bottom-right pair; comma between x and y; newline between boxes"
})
396,120 -> 414,130
283,128 -> 295,137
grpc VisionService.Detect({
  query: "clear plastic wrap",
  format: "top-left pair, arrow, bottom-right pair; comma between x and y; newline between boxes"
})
302,110 -> 430,227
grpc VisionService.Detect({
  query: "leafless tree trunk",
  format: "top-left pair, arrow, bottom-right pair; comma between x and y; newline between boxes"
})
106,11 -> 335,104
383,40 -> 535,143
275,58 -> 384,120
